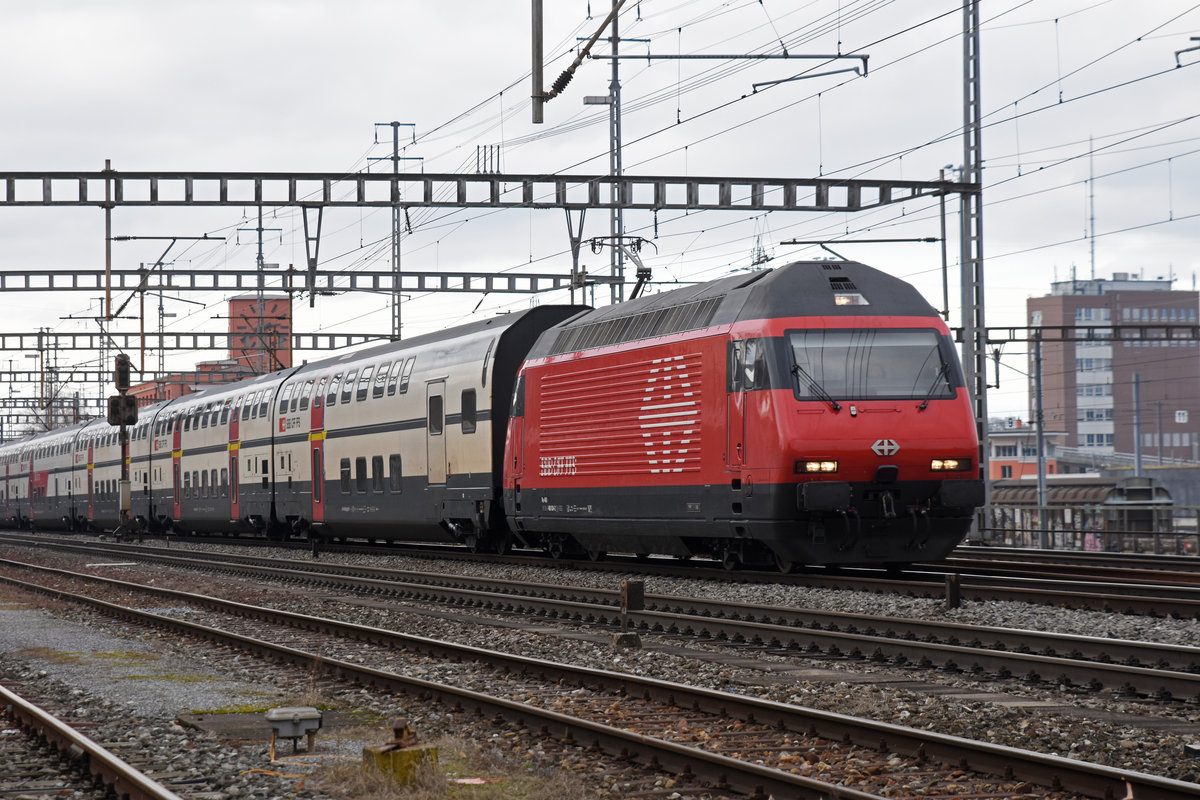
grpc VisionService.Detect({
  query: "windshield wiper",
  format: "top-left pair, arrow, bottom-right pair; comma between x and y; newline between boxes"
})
791,363 -> 841,412
917,363 -> 950,411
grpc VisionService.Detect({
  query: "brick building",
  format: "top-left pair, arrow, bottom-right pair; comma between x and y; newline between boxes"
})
129,294 -> 293,405
1027,273 -> 1200,461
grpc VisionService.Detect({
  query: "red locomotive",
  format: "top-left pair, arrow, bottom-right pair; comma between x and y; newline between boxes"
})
504,260 -> 984,569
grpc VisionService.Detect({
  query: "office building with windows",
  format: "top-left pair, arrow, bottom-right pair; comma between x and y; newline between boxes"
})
1026,272 -> 1200,463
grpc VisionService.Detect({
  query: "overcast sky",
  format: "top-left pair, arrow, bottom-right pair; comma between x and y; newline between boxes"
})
1,0 -> 1198,421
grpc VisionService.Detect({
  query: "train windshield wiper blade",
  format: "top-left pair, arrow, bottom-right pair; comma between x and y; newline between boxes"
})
791,362 -> 841,412
917,363 -> 950,411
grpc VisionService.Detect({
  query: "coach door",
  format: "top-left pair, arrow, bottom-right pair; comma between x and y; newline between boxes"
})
171,420 -> 182,519
310,377 -> 327,523
726,341 -> 748,469
86,445 -> 95,519
229,402 -> 241,522
426,381 -> 447,485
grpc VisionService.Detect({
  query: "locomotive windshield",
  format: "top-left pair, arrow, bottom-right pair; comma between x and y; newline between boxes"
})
788,329 -> 957,401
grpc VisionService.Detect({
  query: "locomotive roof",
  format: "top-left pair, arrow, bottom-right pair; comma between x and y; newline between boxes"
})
533,260 -> 939,358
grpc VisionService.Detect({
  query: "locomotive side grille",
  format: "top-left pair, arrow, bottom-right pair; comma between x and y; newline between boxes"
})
548,296 -> 722,356
538,352 -> 704,476
829,277 -> 858,291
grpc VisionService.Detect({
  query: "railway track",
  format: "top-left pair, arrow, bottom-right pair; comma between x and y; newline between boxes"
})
5,536 -> 1200,700
8,530 -> 1200,617
0,682 -> 182,800
17,534 -> 1200,685
2,562 -> 1193,800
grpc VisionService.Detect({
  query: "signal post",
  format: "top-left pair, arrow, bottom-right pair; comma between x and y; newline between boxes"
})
107,353 -> 138,538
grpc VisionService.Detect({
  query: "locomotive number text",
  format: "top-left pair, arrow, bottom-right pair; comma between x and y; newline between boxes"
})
539,454 -> 577,477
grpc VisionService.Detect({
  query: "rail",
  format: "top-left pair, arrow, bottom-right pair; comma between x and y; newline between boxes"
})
0,683 -> 184,800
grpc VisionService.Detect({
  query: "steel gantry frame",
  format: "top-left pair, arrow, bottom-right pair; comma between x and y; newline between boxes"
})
0,167 -> 972,312
0,170 -> 965,211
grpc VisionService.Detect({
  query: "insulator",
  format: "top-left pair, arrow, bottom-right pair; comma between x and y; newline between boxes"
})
551,70 -> 574,95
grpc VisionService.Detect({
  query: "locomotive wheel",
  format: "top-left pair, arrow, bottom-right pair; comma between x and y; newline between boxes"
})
547,535 -> 567,559
586,546 -> 607,562
773,553 -> 798,574
720,546 -> 742,571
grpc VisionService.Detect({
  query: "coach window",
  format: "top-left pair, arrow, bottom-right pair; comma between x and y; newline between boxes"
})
371,455 -> 384,493
357,366 -> 373,402
399,358 -> 415,393
341,369 -> 358,404
388,454 -> 402,493
279,384 -> 294,414
354,456 -> 368,493
387,360 -> 404,395
220,468 -> 228,496
327,374 -> 342,407
210,468 -> 218,494
339,458 -> 351,493
219,401 -> 229,425
183,471 -> 191,498
461,390 -> 477,434
239,394 -> 250,420
373,363 -> 389,398
261,458 -> 269,489
299,380 -> 314,411
200,406 -> 209,429
257,390 -> 269,417
428,394 -> 444,435
201,470 -> 208,497
313,377 -> 326,409
184,415 -> 191,432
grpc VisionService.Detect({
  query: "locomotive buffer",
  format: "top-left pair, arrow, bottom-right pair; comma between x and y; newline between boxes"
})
107,353 -> 138,539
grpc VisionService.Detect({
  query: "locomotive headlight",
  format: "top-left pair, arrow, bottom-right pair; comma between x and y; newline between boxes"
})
797,460 -> 839,473
930,458 -> 972,472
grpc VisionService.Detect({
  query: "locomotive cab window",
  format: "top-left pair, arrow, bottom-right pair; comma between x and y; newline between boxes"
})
728,339 -> 770,392
788,328 -> 957,401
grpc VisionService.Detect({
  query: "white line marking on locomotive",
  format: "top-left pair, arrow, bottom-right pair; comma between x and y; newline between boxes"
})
643,356 -> 699,473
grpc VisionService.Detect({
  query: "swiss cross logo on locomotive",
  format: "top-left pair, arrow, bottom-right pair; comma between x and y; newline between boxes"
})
871,439 -> 900,456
